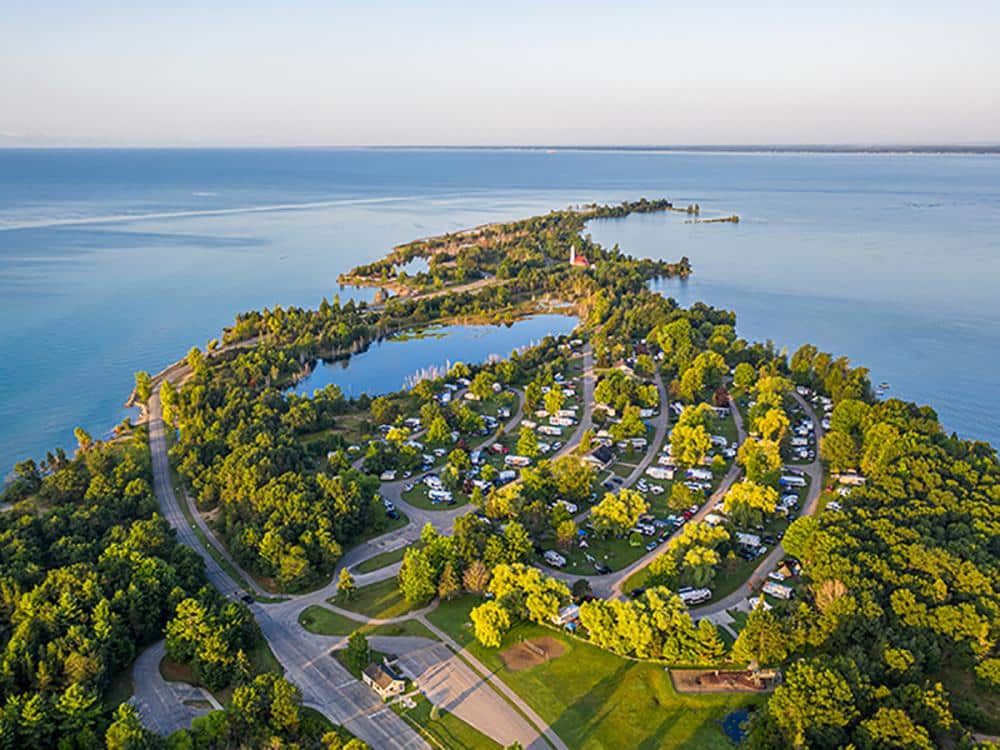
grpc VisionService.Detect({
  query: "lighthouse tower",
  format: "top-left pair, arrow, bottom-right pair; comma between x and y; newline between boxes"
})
570,244 -> 576,264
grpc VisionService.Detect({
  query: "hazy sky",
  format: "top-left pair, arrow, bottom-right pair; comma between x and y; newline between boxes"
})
2,0 -> 998,146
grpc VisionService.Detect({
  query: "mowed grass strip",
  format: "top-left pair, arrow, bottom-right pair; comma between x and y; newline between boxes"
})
352,547 -> 407,574
327,577 -> 422,620
299,605 -> 437,640
392,694 -> 501,750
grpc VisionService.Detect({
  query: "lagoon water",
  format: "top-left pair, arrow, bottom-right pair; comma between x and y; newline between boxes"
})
291,315 -> 577,399
1,148 -> 998,469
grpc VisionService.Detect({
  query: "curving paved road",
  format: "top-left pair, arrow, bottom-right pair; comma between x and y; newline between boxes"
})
689,392 -> 824,618
544,388 -> 748,600
607,394 -> 748,599
147,393 -> 429,749
148,379 -> 565,748
129,640 -> 221,736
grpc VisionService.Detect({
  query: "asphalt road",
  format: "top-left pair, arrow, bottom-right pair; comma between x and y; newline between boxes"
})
690,392 -> 825,617
146,394 -> 429,749
129,640 -> 221,736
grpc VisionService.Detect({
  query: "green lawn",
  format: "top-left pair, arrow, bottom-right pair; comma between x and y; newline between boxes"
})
709,556 -> 759,603
426,596 -> 483,648
402,483 -> 470,511
712,410 -> 739,446
353,546 -> 407,574
429,597 -> 759,750
333,648 -> 393,681
348,509 -> 410,547
620,559 -> 654,593
331,578 -> 422,620
727,609 -> 749,633
539,530 -> 653,575
468,391 -> 517,421
299,605 -> 438,640
392,694 -> 501,750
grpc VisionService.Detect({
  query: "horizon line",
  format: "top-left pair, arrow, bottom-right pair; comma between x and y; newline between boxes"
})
1,143 -> 999,155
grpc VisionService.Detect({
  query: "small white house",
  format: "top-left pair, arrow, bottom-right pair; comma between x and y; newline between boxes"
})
362,663 -> 405,700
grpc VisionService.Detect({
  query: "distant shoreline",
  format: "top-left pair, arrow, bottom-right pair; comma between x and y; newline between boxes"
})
1,144 -> 999,155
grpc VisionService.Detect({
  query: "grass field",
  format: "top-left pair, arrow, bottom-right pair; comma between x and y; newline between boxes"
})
299,605 -> 437,640
331,578 -> 423,620
392,694 -> 501,750
352,546 -> 407,574
539,530 -> 653,575
428,596 -> 759,750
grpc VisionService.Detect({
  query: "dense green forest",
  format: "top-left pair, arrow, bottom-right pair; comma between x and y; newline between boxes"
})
3,199 -> 996,748
0,437 -> 198,746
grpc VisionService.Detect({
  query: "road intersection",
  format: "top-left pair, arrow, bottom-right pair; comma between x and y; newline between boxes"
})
140,342 -> 827,749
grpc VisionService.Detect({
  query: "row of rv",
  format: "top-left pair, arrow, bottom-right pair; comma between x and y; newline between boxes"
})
645,464 -> 714,483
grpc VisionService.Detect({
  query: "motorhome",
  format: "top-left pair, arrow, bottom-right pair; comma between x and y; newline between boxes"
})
505,455 -> 531,468
678,587 -> 712,605
543,550 -> 567,568
428,489 -> 453,503
762,581 -> 794,600
646,466 -> 674,481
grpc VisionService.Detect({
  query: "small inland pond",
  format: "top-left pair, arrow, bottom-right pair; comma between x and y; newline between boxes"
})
291,313 -> 577,398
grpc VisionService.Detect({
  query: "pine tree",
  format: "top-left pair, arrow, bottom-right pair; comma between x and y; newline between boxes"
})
695,619 -> 727,665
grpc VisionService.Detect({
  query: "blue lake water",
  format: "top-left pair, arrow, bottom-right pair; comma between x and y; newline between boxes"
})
291,315 -> 576,399
1,148 -> 998,470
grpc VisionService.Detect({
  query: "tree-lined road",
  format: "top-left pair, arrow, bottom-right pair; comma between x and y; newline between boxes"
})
690,392 -> 825,618
146,369 -> 565,748
147,393 -> 429,749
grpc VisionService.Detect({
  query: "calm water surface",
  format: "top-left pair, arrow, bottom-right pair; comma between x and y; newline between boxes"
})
292,315 -> 576,399
1,149 -> 998,469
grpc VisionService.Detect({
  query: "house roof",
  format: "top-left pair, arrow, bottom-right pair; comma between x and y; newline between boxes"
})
363,663 -> 401,689
589,445 -> 615,464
